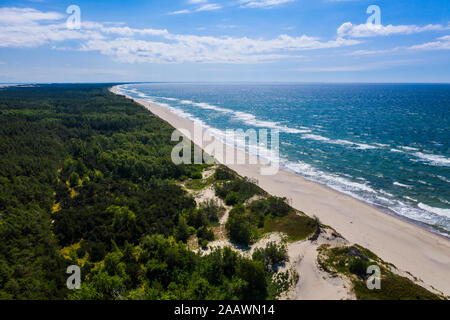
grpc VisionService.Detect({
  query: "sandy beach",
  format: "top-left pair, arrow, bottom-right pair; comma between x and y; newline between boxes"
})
110,86 -> 450,296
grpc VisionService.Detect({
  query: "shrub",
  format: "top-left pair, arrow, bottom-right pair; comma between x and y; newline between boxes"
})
191,172 -> 202,180
265,196 -> 291,217
225,192 -> 240,205
214,166 -> 235,181
68,171 -> 80,188
175,216 -> 190,243
215,178 -> 264,204
248,196 -> 291,217
198,199 -> 224,223
196,226 -> 214,241
187,208 -> 208,229
226,205 -> 256,246
198,238 -> 209,249
349,258 -> 369,278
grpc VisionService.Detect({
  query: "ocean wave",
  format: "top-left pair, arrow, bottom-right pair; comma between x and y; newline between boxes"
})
117,86 -> 280,166
379,189 -> 394,197
172,98 -> 310,135
301,134 -> 378,150
190,100 -> 232,114
373,143 -> 390,147
412,152 -> 450,167
152,101 -> 281,167
376,195 -> 395,204
302,134 -> 330,142
119,85 -> 306,138
435,175 -> 450,183
285,160 -> 377,195
388,202 -> 450,235
403,196 -> 417,202
393,181 -> 412,188
400,146 -> 420,151
416,180 -> 431,186
418,203 -> 450,219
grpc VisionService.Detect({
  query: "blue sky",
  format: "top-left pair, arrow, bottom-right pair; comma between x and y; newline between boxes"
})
0,0 -> 449,83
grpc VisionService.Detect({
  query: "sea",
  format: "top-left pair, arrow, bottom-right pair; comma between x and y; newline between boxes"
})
117,83 -> 450,237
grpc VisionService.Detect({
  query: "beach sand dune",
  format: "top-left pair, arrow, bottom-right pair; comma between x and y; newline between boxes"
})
284,232 -> 354,300
110,86 -> 450,296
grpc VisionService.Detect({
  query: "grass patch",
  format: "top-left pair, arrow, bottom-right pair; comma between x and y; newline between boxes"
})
263,212 -> 317,241
353,274 -> 440,300
317,245 -> 443,300
184,166 -> 215,190
184,177 -> 213,190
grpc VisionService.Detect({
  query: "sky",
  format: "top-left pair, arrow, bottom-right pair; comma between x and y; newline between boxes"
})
0,0 -> 449,83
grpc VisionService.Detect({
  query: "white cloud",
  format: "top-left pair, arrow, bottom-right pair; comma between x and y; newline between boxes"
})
81,37 -> 300,64
197,4 -> 222,11
0,24 -> 103,48
347,47 -> 401,56
170,9 -> 192,15
170,3 -> 222,14
296,60 -> 414,72
239,0 -> 294,8
347,35 -> 450,55
0,6 -> 360,64
0,7 -> 64,24
296,66 -> 370,72
409,35 -> 450,51
337,22 -> 449,38
89,23 -> 169,37
0,7 -> 103,48
80,35 -> 359,64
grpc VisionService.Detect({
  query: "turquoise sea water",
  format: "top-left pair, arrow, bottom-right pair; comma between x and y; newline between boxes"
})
118,83 -> 450,237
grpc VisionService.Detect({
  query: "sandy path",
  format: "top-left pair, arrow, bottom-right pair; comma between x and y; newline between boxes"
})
110,86 -> 450,296
294,242 -> 349,300
281,228 -> 354,300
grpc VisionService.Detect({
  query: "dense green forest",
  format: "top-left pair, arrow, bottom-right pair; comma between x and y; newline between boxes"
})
0,84 -> 442,300
0,84 -> 297,299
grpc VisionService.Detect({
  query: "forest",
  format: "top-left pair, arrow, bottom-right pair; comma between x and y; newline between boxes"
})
0,84 -> 297,299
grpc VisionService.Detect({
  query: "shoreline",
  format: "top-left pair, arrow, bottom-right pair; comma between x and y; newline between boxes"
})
110,85 -> 450,296
281,164 -> 450,240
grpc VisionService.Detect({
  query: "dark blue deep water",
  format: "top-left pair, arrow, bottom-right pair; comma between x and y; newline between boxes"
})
119,83 -> 450,236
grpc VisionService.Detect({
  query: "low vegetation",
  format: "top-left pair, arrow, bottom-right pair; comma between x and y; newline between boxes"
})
317,244 -> 443,300
212,166 -> 318,246
252,241 -> 289,271
264,213 -> 318,241
214,176 -> 265,205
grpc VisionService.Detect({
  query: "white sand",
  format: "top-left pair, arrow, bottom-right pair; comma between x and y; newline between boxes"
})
110,86 -> 450,296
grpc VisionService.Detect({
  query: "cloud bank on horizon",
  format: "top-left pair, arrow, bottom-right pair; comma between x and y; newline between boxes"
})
0,0 -> 448,82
